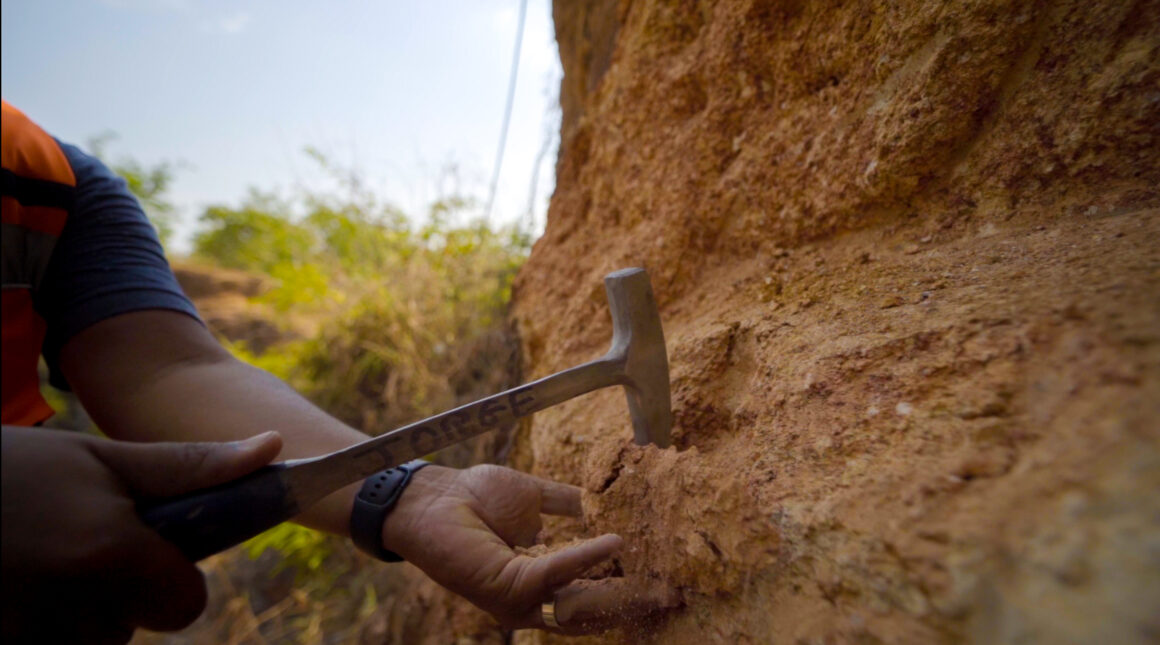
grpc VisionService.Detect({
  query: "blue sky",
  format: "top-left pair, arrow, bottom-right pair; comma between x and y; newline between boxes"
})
2,0 -> 561,252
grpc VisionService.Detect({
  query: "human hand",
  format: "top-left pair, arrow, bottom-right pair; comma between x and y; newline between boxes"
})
381,464 -> 678,633
0,426 -> 282,644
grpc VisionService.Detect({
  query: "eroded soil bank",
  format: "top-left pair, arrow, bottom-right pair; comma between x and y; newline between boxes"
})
502,1 -> 1159,643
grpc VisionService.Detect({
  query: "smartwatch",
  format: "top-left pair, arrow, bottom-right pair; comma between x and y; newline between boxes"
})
349,459 -> 431,562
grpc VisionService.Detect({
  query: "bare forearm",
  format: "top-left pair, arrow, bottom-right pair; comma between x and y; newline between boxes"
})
78,353 -> 367,535
150,359 -> 364,524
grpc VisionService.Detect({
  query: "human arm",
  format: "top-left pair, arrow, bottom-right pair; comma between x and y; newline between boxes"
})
58,309 -> 369,536
58,310 -> 677,631
24,138 -> 673,634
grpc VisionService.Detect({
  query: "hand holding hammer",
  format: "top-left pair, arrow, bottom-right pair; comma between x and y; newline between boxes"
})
140,267 -> 673,561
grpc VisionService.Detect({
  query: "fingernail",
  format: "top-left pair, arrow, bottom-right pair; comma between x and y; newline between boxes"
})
233,431 -> 278,449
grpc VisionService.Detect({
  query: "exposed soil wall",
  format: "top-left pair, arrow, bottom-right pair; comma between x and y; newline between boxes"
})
504,1 -> 1160,643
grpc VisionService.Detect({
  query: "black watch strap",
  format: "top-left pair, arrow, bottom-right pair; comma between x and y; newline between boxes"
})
350,460 -> 431,562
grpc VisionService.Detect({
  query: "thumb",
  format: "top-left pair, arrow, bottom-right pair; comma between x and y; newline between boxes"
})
88,432 -> 283,499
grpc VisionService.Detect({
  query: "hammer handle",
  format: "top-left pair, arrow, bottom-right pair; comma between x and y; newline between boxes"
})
136,357 -> 625,562
298,356 -> 627,496
138,463 -> 298,562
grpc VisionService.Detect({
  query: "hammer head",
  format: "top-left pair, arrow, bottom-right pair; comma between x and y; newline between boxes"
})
604,268 -> 672,448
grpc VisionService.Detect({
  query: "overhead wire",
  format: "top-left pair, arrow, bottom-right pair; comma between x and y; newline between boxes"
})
483,0 -> 529,222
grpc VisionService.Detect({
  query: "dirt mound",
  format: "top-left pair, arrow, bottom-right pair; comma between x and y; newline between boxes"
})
501,1 -> 1159,644
172,262 -> 298,352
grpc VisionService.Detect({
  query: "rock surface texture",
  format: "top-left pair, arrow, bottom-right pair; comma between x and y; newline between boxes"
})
504,1 -> 1160,643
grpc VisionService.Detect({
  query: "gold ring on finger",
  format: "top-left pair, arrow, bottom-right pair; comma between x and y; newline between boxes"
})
541,598 -> 561,629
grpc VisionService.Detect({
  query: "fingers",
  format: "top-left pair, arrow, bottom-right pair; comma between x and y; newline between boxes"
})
525,534 -> 623,591
502,535 -> 680,635
535,478 -> 583,517
548,578 -> 682,634
82,515 -> 212,632
117,528 -> 209,631
471,466 -> 582,517
85,432 -> 231,631
89,431 -> 283,498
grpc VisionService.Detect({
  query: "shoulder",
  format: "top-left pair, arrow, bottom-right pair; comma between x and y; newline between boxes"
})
50,139 -> 164,254
56,140 -> 136,209
34,139 -> 201,388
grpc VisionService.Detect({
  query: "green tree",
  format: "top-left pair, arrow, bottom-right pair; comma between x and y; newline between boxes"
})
191,150 -> 532,428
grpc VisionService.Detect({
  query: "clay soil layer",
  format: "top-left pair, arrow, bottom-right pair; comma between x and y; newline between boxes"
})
503,1 -> 1160,643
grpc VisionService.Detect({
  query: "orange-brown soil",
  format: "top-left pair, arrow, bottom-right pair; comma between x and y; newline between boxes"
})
514,206 -> 1159,644
503,1 -> 1160,643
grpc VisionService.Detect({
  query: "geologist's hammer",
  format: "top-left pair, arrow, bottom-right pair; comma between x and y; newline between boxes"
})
139,267 -> 672,561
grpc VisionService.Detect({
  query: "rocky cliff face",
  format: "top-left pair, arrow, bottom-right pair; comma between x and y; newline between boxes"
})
507,1 -> 1159,643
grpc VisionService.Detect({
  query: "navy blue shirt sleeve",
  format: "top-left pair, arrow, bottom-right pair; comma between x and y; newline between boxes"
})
35,141 -> 202,390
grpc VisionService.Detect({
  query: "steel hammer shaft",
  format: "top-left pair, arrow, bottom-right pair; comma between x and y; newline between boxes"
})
139,268 -> 669,562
